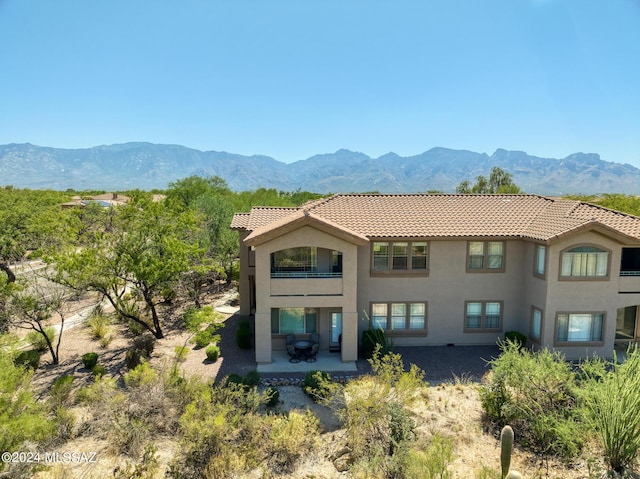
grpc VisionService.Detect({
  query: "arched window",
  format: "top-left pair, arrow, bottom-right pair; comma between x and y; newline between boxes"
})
560,246 -> 609,278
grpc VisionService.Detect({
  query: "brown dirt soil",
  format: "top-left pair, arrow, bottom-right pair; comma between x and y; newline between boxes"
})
15,287 -> 614,479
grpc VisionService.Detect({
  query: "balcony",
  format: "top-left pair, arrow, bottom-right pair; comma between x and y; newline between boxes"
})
270,275 -> 343,296
619,271 -> 640,294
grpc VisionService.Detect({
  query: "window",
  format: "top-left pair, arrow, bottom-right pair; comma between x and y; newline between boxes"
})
370,302 -> 427,331
271,308 -> 317,334
560,246 -> 609,278
271,247 -> 342,277
372,241 -> 428,272
467,241 -> 504,272
534,245 -> 546,277
465,301 -> 503,331
531,307 -> 542,341
556,313 -> 604,343
271,247 -> 317,274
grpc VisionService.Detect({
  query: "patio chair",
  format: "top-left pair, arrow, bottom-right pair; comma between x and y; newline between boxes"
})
310,333 -> 319,344
286,334 -> 295,346
287,344 -> 301,363
304,343 -> 319,362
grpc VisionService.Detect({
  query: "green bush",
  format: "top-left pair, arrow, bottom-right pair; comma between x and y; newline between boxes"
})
192,329 -> 213,348
26,327 -> 55,352
504,331 -> 527,349
244,370 -> 260,387
302,370 -> 333,403
81,352 -> 99,369
480,341 -> 583,460
361,327 -> 391,359
14,349 -> 40,370
87,312 -> 111,340
205,345 -> 220,362
0,350 -> 55,456
50,375 -> 75,406
265,387 -> 280,407
124,362 -> 158,388
236,325 -> 251,349
92,364 -> 106,379
581,345 -> 640,473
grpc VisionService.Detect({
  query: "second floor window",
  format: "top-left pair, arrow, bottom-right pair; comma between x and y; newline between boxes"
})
468,241 -> 505,272
560,246 -> 609,278
372,241 -> 428,272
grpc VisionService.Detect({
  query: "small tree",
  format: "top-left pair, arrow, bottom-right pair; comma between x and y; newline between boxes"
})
7,269 -> 71,365
456,167 -> 522,194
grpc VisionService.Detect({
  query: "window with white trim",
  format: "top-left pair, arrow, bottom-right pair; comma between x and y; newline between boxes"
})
465,301 -> 502,331
560,246 -> 609,278
370,302 -> 427,331
556,313 -> 604,343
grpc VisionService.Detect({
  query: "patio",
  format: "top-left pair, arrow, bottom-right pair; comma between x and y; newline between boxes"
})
257,350 -> 358,374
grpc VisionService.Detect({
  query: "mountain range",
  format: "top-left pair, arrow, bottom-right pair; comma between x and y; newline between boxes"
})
1,142 -> 638,195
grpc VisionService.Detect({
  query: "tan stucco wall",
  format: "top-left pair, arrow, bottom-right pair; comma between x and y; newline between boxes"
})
542,230 -> 640,359
357,239 -> 535,346
252,225 -> 360,363
241,223 -> 640,362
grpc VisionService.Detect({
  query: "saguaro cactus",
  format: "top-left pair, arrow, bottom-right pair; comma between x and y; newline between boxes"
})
500,425 -> 523,479
500,425 -> 514,478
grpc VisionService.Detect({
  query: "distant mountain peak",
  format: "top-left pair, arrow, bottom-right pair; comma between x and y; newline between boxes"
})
0,142 -> 638,195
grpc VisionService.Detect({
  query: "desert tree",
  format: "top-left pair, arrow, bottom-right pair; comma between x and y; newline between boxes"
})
6,268 -> 71,365
53,197 -> 204,339
456,166 -> 522,194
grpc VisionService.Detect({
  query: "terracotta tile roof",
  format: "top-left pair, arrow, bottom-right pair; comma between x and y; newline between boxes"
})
231,194 -> 640,242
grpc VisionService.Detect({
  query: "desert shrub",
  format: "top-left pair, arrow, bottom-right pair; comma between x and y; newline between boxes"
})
265,410 -> 320,473
92,364 -> 106,379
81,352 -> 99,369
14,349 -> 40,369
171,382 -> 317,477
50,375 -> 75,406
581,345 -> 640,473
361,325 -> 392,359
87,311 -> 111,340
265,387 -> 279,407
125,349 -> 144,370
243,370 -> 260,387
133,335 -> 155,357
192,329 -> 213,348
0,350 -> 55,457
236,322 -> 251,349
334,349 -> 426,463
26,327 -> 55,352
113,444 -> 159,479
175,345 -> 189,362
205,345 -> 220,362
76,375 -> 119,404
124,362 -> 158,388
401,434 -> 455,479
480,341 -> 583,460
302,370 -> 334,403
128,319 -> 144,336
504,331 -> 527,349
52,405 -> 76,443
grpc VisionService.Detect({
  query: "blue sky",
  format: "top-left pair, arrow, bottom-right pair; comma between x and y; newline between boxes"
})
1,1 -> 639,166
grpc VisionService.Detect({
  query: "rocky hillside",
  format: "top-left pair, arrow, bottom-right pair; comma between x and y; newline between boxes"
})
1,142 -> 638,194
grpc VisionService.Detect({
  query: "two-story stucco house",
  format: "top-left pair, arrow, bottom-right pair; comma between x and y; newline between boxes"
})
231,194 -> 640,363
